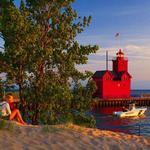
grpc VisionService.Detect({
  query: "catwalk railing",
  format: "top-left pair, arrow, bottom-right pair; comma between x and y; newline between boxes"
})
92,97 -> 150,108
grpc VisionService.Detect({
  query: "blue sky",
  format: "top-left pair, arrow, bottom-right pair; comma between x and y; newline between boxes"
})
73,0 -> 150,89
1,0 -> 150,89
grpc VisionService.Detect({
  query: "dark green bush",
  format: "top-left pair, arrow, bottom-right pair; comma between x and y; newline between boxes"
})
72,112 -> 96,128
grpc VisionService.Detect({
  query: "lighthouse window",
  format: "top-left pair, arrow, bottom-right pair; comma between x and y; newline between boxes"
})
106,77 -> 110,80
124,77 -> 128,80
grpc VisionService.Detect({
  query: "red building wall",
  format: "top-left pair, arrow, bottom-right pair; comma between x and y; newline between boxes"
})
93,75 -> 131,99
102,79 -> 130,99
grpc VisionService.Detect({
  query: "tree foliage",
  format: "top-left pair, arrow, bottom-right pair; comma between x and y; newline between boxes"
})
0,0 -> 98,125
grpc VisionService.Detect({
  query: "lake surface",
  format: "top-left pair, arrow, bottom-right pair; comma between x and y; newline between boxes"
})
131,89 -> 150,97
94,90 -> 150,136
94,107 -> 150,136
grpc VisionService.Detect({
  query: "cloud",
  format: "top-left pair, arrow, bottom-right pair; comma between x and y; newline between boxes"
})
88,43 -> 150,62
123,44 -> 150,60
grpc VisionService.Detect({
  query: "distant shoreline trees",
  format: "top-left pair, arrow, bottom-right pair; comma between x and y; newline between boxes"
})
0,0 -> 98,126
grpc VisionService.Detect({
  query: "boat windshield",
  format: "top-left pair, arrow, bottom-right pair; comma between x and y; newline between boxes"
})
129,103 -> 135,110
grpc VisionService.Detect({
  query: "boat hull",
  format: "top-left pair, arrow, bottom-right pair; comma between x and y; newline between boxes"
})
113,107 -> 147,117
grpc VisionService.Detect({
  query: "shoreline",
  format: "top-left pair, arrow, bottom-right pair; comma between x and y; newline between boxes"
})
0,120 -> 150,150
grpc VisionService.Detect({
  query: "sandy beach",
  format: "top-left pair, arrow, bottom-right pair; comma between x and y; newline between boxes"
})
0,120 -> 150,150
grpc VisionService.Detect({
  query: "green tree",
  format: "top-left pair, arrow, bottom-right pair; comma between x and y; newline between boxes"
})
0,0 -> 39,102
0,0 -> 98,125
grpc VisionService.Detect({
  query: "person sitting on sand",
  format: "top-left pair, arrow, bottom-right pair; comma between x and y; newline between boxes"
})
2,94 -> 27,125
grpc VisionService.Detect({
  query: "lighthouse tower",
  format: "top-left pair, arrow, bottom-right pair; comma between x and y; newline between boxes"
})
92,49 -> 132,99
113,49 -> 128,72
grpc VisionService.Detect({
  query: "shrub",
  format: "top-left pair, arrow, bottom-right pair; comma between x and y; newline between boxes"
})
72,111 -> 96,128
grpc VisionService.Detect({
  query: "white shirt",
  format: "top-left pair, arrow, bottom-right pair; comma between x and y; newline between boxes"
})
0,101 -> 11,116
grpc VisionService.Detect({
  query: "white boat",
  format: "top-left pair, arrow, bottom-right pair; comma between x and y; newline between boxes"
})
113,103 -> 147,117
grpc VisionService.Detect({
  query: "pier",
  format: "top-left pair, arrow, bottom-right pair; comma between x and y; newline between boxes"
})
92,97 -> 150,108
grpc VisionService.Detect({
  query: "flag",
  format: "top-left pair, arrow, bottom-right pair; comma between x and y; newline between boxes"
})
115,33 -> 120,37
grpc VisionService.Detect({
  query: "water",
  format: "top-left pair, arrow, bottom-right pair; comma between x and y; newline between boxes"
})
131,89 -> 150,97
94,90 -> 150,136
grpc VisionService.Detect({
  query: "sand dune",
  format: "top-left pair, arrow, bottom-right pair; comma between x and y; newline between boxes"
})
0,120 -> 150,150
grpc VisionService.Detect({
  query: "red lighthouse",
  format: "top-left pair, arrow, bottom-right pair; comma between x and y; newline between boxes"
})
92,49 -> 132,99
